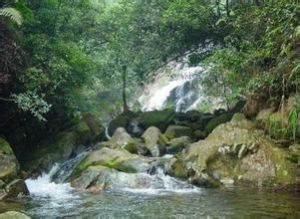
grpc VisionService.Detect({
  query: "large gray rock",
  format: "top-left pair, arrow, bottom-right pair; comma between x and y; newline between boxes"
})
142,127 -> 167,157
170,114 -> 299,187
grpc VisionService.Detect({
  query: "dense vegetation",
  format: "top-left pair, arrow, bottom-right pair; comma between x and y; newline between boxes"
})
0,0 -> 299,155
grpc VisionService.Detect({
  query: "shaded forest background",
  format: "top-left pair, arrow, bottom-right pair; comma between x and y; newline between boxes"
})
0,0 -> 299,157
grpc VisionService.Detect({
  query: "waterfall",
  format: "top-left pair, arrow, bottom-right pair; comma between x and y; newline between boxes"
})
138,57 -> 226,113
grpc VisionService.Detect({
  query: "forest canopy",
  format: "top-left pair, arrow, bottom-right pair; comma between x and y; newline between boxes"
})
0,0 -> 299,148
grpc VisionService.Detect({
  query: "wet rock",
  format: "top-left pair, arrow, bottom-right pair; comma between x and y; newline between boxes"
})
2,179 -> 29,200
72,147 -> 153,176
71,165 -> 164,191
164,125 -> 194,140
0,211 -> 31,219
142,127 -> 167,157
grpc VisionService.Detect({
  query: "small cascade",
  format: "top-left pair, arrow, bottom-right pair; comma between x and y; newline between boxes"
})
121,167 -> 200,195
25,151 -> 89,200
51,151 -> 89,183
104,122 -> 112,140
25,164 -> 75,200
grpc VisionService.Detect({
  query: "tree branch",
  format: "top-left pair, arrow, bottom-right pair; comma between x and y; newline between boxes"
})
0,96 -> 13,102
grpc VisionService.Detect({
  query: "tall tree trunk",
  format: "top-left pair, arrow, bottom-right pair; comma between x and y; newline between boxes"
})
226,0 -> 230,17
122,65 -> 129,112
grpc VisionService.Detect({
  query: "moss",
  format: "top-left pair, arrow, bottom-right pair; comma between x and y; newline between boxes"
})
137,109 -> 175,131
72,148 -> 142,177
169,158 -> 188,179
270,146 -> 297,184
0,138 -> 13,155
205,113 -> 233,134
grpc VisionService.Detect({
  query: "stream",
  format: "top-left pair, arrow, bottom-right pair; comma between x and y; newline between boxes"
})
1,59 -> 300,218
1,153 -> 300,218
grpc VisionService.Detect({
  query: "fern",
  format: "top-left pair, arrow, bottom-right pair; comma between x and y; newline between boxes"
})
0,7 -> 23,25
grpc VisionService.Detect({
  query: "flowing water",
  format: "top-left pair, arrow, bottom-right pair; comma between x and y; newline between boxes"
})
1,155 -> 300,218
138,57 -> 226,113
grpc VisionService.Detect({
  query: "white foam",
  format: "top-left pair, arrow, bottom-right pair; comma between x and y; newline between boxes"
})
25,164 -> 75,200
121,168 -> 200,195
137,57 -> 226,112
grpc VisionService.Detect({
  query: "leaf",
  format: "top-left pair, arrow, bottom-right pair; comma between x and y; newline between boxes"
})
0,7 -> 23,25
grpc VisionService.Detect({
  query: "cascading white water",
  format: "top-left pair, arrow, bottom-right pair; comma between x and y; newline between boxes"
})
138,56 -> 226,112
26,152 -> 199,200
122,167 -> 200,195
25,164 -> 75,199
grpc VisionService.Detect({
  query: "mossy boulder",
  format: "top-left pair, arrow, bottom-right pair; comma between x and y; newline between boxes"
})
0,138 -> 18,181
97,128 -> 140,154
167,136 -> 191,154
172,113 -> 299,187
71,164 -> 166,191
83,113 -> 104,137
137,109 -> 175,132
23,131 -> 78,173
72,147 -> 153,177
166,157 -> 189,179
0,138 -> 29,201
142,127 -> 167,157
0,211 -> 31,219
108,111 -> 138,135
204,113 -> 233,134
23,116 -> 104,174
164,125 -> 194,140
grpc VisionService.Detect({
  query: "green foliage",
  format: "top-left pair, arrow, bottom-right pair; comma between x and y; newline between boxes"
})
288,105 -> 299,142
11,92 -> 51,121
0,7 -> 22,25
246,73 -> 277,96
